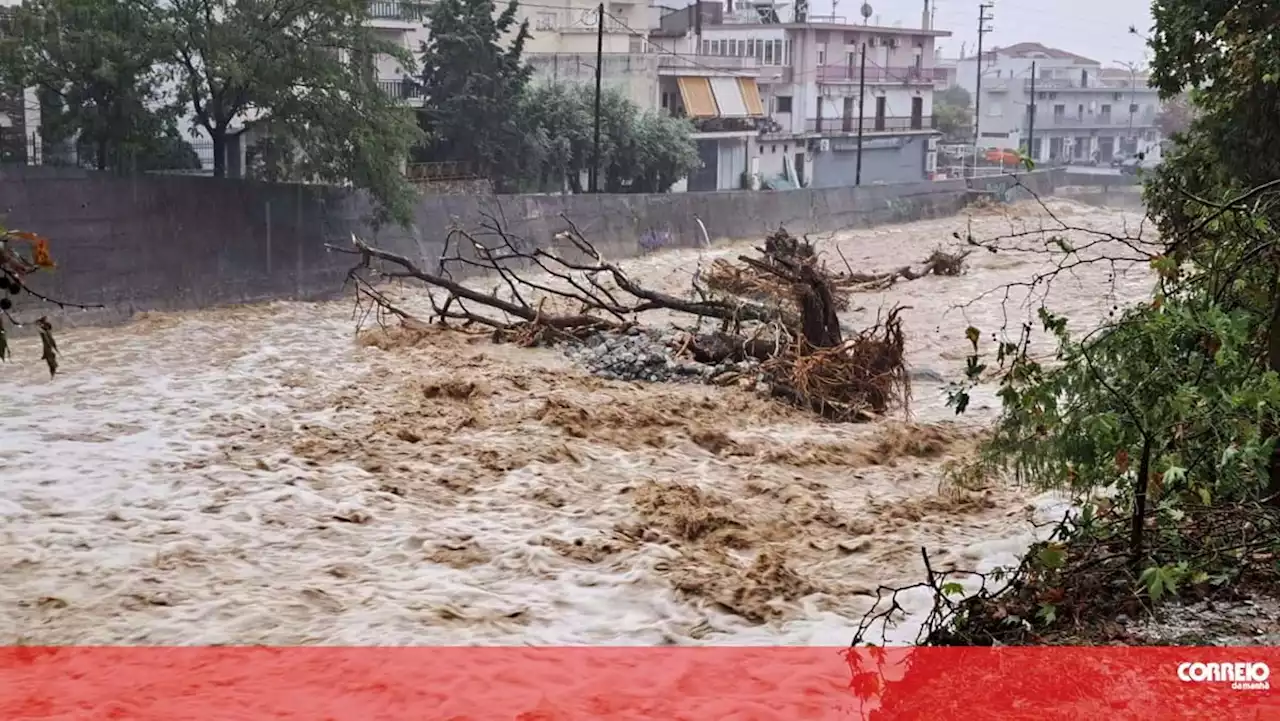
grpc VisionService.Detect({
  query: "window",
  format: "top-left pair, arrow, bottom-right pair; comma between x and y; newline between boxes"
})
747,39 -> 755,57
764,40 -> 774,64
1077,103 -> 1084,120
774,40 -> 784,65
702,40 -> 711,55
1129,103 -> 1139,114
535,12 -> 555,30
817,48 -> 825,66
910,97 -> 923,129
775,95 -> 793,113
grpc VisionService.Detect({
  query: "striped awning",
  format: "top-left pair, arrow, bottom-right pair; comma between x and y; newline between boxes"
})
678,76 -> 767,119
738,78 -> 765,117
676,77 -> 718,118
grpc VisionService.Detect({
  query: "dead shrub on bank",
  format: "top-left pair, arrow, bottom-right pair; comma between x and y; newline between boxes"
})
329,215 -> 966,422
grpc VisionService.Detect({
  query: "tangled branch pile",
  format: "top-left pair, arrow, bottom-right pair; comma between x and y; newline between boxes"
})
331,217 -> 954,421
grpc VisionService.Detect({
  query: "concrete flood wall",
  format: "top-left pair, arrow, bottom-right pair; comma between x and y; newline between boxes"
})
0,167 -> 1062,327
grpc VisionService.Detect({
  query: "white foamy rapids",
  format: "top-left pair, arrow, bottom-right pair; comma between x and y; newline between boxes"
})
0,199 -> 1152,645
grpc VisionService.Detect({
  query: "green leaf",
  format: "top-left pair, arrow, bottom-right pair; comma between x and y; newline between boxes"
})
1036,603 -> 1057,625
1036,545 -> 1066,571
1197,486 -> 1212,505
941,582 -> 965,596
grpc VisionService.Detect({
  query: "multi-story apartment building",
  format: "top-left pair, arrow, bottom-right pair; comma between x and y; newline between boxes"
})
955,42 -> 1162,164
369,1 -> 660,117
368,1 -> 432,106
522,1 -> 660,110
651,1 -> 948,191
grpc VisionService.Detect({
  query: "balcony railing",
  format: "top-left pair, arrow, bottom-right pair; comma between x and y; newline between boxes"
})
1024,77 -> 1153,92
815,65 -> 944,84
378,78 -> 423,100
1035,111 -> 1158,128
805,115 -> 934,133
368,1 -> 427,21
657,55 -> 762,72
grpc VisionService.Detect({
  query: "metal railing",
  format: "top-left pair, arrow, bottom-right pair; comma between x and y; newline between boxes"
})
815,65 -> 944,84
405,160 -> 477,181
368,1 -> 428,21
1025,77 -> 1154,92
805,115 -> 933,133
657,55 -> 762,71
377,78 -> 423,100
1035,112 -> 1158,128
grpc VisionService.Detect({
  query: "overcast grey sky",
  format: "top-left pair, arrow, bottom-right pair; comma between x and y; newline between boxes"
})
832,0 -> 1154,67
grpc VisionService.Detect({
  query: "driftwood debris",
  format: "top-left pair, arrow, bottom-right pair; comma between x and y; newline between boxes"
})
328,219 -> 957,422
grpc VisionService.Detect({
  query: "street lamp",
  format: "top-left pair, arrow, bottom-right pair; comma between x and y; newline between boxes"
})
1114,59 -> 1143,155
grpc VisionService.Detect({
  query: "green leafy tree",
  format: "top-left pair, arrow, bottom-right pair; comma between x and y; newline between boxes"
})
515,84 -> 699,193
950,0 -> 1280,581
0,0 -> 171,171
415,0 -> 532,183
163,0 -> 421,223
932,86 -> 972,141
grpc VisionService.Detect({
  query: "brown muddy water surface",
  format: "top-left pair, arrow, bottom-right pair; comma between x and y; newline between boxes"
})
0,199 -> 1155,644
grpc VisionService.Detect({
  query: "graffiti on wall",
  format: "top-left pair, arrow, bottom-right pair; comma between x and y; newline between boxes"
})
639,227 -> 674,254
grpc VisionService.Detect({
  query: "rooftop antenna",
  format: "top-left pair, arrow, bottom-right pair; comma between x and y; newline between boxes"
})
860,2 -> 872,25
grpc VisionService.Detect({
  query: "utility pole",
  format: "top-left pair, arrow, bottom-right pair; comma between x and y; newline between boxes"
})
1026,60 -> 1036,164
590,2 -> 604,193
855,43 -> 867,185
694,1 -> 702,54
972,2 -> 994,177
1114,60 -> 1139,154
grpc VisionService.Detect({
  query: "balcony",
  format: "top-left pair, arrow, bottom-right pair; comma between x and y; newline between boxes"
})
368,1 -> 427,27
1035,111 -> 1158,129
1024,77 -> 1154,92
816,65 -> 944,84
804,115 -> 934,134
378,78 -> 424,105
687,116 -> 779,134
657,54 -> 762,76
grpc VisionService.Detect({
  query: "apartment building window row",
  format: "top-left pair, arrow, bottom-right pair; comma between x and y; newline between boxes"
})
701,38 -> 792,66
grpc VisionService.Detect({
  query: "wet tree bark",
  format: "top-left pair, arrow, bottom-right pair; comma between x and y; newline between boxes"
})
1130,437 -> 1153,563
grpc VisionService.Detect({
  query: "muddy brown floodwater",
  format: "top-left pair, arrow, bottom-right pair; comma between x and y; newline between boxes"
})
0,198 -> 1154,645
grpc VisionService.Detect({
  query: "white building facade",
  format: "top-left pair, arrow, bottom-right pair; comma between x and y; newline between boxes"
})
955,42 -> 1162,164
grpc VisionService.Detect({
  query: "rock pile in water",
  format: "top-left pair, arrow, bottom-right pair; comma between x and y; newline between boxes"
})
562,327 -> 762,385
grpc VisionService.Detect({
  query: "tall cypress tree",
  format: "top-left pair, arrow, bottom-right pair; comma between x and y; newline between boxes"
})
416,0 -> 532,181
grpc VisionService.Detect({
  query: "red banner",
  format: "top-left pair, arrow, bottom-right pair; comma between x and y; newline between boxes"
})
2,646 -> 1277,719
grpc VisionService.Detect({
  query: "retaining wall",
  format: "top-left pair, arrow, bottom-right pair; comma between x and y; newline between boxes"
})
0,166 -> 1062,326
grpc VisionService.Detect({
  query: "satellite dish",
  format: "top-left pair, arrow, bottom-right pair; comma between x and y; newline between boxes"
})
860,3 -> 873,21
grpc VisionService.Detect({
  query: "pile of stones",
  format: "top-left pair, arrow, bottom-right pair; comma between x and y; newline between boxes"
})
562,327 -> 762,385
